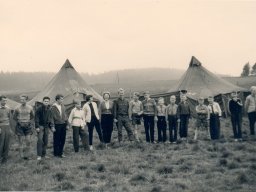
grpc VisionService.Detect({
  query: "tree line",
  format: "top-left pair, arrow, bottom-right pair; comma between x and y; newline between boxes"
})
241,63 -> 256,77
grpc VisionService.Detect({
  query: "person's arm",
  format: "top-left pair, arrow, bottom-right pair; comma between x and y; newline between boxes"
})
49,107 -> 56,132
227,100 -> 231,115
98,102 -> 102,119
244,97 -> 249,113
35,107 -> 40,131
206,106 -> 210,120
165,105 -> 169,120
128,101 -> 132,120
68,109 -> 74,126
113,100 -> 117,120
13,108 -> 18,122
237,98 -> 243,106
30,107 -> 35,121
139,101 -> 143,115
216,103 -> 222,117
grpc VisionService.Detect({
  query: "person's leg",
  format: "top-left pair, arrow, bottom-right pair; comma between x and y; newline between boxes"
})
143,116 -> 150,142
106,115 -> 114,143
168,116 -> 173,142
117,117 -> 123,142
231,115 -> 237,139
101,115 -> 107,143
2,126 -> 10,162
87,122 -> 94,146
184,115 -> 189,138
174,118 -> 178,142
0,126 -> 5,161
157,119 -> 162,142
149,116 -> 155,142
42,127 -> 49,157
37,127 -> 44,157
163,118 -> 167,142
216,116 -> 220,139
252,112 -> 256,135
180,115 -> 185,138
79,127 -> 89,150
54,125 -> 62,156
248,112 -> 255,135
94,118 -> 103,143
123,117 -> 134,141
24,134 -> 31,159
209,116 -> 214,140
73,126 -> 80,152
18,136 -> 24,158
237,115 -> 242,139
59,124 -> 66,156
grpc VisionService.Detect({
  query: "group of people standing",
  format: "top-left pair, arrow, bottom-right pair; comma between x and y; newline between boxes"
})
0,86 -> 256,164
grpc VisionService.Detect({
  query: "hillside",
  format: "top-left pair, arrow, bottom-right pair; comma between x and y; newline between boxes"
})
0,68 -> 184,92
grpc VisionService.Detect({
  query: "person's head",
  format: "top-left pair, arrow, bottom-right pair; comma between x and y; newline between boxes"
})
42,96 -> 50,106
158,97 -> 164,105
170,95 -> 176,104
180,94 -> 187,102
55,94 -> 64,105
144,91 -> 150,100
0,95 -> 7,107
231,92 -> 238,101
208,96 -> 214,104
20,94 -> 28,105
250,86 -> 256,96
74,101 -> 81,109
86,95 -> 93,103
103,92 -> 110,101
198,97 -> 204,105
118,88 -> 125,97
133,92 -> 140,101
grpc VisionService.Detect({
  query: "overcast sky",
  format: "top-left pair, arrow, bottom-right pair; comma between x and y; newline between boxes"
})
1,0 -> 256,75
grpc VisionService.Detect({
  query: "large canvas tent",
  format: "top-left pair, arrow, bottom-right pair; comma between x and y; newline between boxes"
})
28,59 -> 103,113
151,56 -> 247,117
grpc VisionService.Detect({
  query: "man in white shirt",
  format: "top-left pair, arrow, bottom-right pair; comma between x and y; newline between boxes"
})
207,96 -> 222,140
68,101 -> 89,152
82,95 -> 103,151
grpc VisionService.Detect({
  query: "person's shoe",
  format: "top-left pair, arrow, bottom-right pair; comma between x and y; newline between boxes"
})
152,141 -> 157,144
43,155 -> 50,159
89,145 -> 94,151
234,139 -> 238,142
166,141 -> 171,144
23,157 -> 29,160
37,156 -> 42,161
60,154 -> 66,158
238,138 -> 243,142
172,141 -> 177,144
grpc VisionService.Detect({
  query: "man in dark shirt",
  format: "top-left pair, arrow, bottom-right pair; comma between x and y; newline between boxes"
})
35,96 -> 52,160
113,88 -> 134,144
228,92 -> 243,141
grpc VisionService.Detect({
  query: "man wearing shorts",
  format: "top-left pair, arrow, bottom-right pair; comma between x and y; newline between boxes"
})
129,92 -> 143,141
13,94 -> 34,160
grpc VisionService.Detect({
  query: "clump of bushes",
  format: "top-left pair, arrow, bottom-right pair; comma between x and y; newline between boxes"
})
157,165 -> 173,174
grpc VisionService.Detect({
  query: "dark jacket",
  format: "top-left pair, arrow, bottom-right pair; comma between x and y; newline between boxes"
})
35,105 -> 52,128
113,98 -> 129,119
50,103 -> 67,125
177,101 -> 191,118
228,99 -> 242,116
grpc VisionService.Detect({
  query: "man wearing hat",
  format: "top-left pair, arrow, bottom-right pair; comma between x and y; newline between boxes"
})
113,88 -> 134,144
228,91 -> 243,141
142,91 -> 157,143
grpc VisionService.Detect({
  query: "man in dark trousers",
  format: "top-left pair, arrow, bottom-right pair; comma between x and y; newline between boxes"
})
50,94 -> 68,158
35,96 -> 52,161
0,95 -> 12,164
113,88 -> 134,145
142,91 -> 157,143
228,92 -> 243,141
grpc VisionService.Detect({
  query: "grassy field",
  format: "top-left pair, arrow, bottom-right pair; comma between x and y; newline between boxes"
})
0,118 -> 256,191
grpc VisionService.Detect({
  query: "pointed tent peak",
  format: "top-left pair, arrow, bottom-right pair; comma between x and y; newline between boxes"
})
61,59 -> 74,69
189,56 -> 202,67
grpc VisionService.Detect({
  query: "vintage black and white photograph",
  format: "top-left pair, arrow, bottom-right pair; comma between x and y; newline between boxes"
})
0,0 -> 256,191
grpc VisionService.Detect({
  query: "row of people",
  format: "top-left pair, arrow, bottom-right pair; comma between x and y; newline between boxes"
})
0,87 -> 255,163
